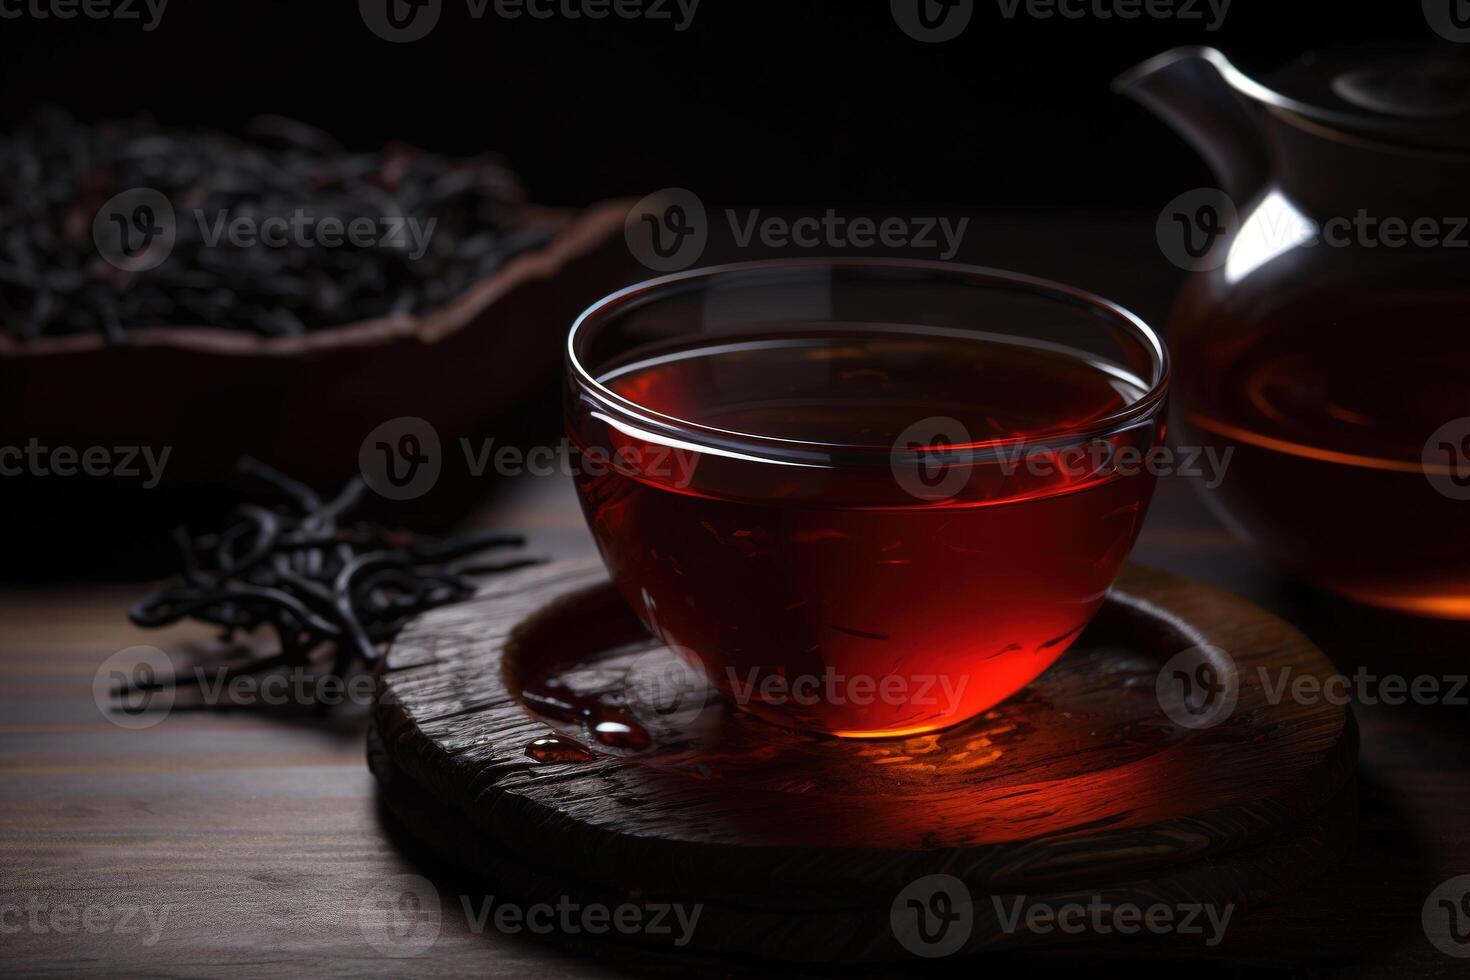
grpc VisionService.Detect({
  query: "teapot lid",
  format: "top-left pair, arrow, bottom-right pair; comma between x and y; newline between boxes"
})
1262,43 -> 1470,153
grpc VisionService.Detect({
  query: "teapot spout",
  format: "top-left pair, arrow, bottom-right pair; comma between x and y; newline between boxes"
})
1115,47 -> 1271,203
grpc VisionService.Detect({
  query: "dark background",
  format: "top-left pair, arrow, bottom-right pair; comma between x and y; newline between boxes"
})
0,0 -> 1458,576
0,1 -> 1448,209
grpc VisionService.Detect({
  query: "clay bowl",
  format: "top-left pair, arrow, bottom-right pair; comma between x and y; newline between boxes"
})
0,200 -> 638,576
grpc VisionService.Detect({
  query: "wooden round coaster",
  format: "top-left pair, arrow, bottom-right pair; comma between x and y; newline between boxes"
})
371,558 -> 1357,960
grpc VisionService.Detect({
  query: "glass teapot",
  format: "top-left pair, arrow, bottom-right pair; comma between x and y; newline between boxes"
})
1117,44 -> 1470,617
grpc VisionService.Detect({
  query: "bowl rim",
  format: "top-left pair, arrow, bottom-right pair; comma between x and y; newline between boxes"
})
566,257 -> 1171,462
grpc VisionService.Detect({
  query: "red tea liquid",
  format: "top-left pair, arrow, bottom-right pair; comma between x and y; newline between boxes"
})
1174,286 -> 1470,616
570,328 -> 1159,737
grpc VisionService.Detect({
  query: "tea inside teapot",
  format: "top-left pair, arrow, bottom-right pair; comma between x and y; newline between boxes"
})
1120,43 -> 1470,617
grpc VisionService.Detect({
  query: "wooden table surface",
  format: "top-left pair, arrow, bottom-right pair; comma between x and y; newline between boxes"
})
4,218 -> 1468,977
4,473 -> 1468,978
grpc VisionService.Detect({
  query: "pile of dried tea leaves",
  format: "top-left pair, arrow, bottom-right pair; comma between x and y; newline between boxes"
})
0,110 -> 554,341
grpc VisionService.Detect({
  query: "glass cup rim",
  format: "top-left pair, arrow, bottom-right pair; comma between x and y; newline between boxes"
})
566,257 -> 1171,462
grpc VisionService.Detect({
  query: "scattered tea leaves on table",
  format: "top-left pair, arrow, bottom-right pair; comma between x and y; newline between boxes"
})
126,459 -> 542,706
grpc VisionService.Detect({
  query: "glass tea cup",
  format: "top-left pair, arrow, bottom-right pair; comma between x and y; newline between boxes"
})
565,259 -> 1169,738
